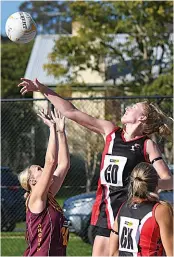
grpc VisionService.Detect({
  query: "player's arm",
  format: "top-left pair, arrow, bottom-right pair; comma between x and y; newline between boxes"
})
155,203 -> 173,256
17,78 -> 115,135
29,112 -> 58,210
109,218 -> 119,256
49,110 -> 70,196
146,139 -> 173,190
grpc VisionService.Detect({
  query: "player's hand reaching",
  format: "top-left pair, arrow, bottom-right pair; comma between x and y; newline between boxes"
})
37,109 -> 55,128
51,108 -> 65,133
17,78 -> 43,95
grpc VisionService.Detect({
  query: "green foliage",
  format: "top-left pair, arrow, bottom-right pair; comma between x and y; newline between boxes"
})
43,1 -> 173,94
1,41 -> 33,98
142,73 -> 173,95
19,1 -> 71,34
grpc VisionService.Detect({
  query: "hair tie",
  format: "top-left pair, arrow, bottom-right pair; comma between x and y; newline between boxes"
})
134,177 -> 143,182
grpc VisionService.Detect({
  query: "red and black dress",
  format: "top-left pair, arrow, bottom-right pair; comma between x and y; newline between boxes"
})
117,201 -> 163,256
91,127 -> 149,230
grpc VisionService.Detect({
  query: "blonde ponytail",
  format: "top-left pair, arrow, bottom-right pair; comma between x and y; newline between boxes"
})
128,162 -> 173,216
128,162 -> 158,204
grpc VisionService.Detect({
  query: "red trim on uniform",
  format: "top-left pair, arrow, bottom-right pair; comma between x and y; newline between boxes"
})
106,201 -> 126,230
144,139 -> 150,163
91,127 -> 119,226
101,127 -> 120,169
140,215 -> 162,256
91,178 -> 102,225
121,130 -> 146,142
116,201 -> 126,219
105,126 -> 120,140
104,186 -> 111,228
139,202 -> 163,256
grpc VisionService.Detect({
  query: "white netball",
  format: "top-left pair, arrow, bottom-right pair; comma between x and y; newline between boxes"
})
5,12 -> 37,44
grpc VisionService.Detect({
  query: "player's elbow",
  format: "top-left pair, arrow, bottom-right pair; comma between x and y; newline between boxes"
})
158,176 -> 173,191
58,162 -> 70,173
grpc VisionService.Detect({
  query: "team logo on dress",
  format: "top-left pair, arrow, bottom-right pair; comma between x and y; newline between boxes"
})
132,203 -> 138,209
125,221 -> 133,227
110,159 -> 119,163
130,143 -> 140,152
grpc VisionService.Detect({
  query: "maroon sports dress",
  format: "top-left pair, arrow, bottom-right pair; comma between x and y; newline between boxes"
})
24,193 -> 69,256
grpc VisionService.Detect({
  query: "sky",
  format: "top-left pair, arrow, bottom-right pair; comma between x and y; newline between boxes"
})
1,1 -> 25,35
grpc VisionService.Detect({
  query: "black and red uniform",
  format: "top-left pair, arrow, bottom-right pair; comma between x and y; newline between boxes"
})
91,127 -> 149,230
117,201 -> 163,256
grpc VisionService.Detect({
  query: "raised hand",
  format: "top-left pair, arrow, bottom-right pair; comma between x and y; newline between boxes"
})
17,78 -> 42,95
51,108 -> 65,133
37,109 -> 55,128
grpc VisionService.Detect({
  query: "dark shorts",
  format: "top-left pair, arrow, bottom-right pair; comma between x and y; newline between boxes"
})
94,225 -> 111,238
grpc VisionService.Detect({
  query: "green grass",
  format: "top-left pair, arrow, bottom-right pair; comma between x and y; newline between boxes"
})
55,196 -> 66,207
1,233 -> 92,256
16,222 -> 25,229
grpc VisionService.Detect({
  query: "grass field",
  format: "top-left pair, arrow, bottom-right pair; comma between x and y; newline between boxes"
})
1,232 -> 92,256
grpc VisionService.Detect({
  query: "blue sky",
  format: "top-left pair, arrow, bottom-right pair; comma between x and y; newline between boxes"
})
1,1 -> 25,35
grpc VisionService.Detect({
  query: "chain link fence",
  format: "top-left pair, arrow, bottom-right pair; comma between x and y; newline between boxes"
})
1,95 -> 173,255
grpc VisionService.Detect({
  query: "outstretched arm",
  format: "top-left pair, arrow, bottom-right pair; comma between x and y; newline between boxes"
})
17,78 -> 115,135
49,109 -> 70,196
30,111 -> 58,205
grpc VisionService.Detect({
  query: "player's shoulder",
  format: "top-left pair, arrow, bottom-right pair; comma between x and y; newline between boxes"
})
155,202 -> 173,221
146,138 -> 160,153
146,138 -> 156,147
104,125 -> 121,138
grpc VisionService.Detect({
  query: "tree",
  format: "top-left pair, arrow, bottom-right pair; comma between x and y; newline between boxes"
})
44,1 -> 173,95
142,73 -> 173,95
1,40 -> 33,98
19,1 -> 71,34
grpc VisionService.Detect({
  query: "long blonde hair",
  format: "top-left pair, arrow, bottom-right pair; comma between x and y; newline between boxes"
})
128,162 -> 173,214
18,167 -> 31,191
141,101 -> 173,136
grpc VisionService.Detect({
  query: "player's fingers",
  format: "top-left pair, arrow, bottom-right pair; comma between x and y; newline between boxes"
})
18,81 -> 28,87
37,114 -> 45,120
57,110 -> 61,119
39,110 -> 46,118
19,87 -> 25,93
51,111 -> 55,121
47,114 -> 51,120
21,90 -> 28,95
43,109 -> 48,116
62,116 -> 65,123
54,108 -> 59,118
20,78 -> 32,83
20,87 -> 28,95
